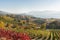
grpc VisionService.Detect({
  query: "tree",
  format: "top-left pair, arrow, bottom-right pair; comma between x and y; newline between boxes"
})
41,23 -> 46,30
0,21 -> 5,29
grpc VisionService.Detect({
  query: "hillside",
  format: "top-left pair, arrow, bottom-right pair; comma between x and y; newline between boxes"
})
0,11 -> 60,29
0,11 -> 60,40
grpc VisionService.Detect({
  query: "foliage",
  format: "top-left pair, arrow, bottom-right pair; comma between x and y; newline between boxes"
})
0,28 -> 31,40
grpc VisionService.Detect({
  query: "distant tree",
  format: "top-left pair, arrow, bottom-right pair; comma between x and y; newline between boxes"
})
40,23 -> 46,29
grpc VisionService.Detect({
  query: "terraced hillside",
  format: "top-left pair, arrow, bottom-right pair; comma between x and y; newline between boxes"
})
0,12 -> 60,40
31,30 -> 60,40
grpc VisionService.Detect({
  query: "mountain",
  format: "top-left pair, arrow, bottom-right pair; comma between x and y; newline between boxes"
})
27,11 -> 60,18
0,11 -> 13,15
0,11 -> 8,14
0,11 -> 60,29
0,10 -> 60,18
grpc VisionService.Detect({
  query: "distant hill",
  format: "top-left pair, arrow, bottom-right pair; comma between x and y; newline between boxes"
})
0,11 -> 60,29
27,11 -> 60,18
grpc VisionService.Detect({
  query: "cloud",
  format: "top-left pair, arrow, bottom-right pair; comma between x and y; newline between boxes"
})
0,8 -> 31,13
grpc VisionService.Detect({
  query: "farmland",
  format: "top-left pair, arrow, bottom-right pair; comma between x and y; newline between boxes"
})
26,29 -> 60,40
6,28 -> 60,40
0,12 -> 60,40
0,28 -> 60,40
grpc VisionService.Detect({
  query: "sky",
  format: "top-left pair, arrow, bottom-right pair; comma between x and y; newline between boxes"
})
0,0 -> 60,13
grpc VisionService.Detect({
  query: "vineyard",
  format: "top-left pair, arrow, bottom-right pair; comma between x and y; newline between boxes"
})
0,14 -> 60,40
0,28 -> 60,40
30,30 -> 60,40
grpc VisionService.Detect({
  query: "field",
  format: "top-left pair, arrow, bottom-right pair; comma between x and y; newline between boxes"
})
0,15 -> 60,40
10,29 -> 60,40
25,29 -> 60,40
0,28 -> 60,40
